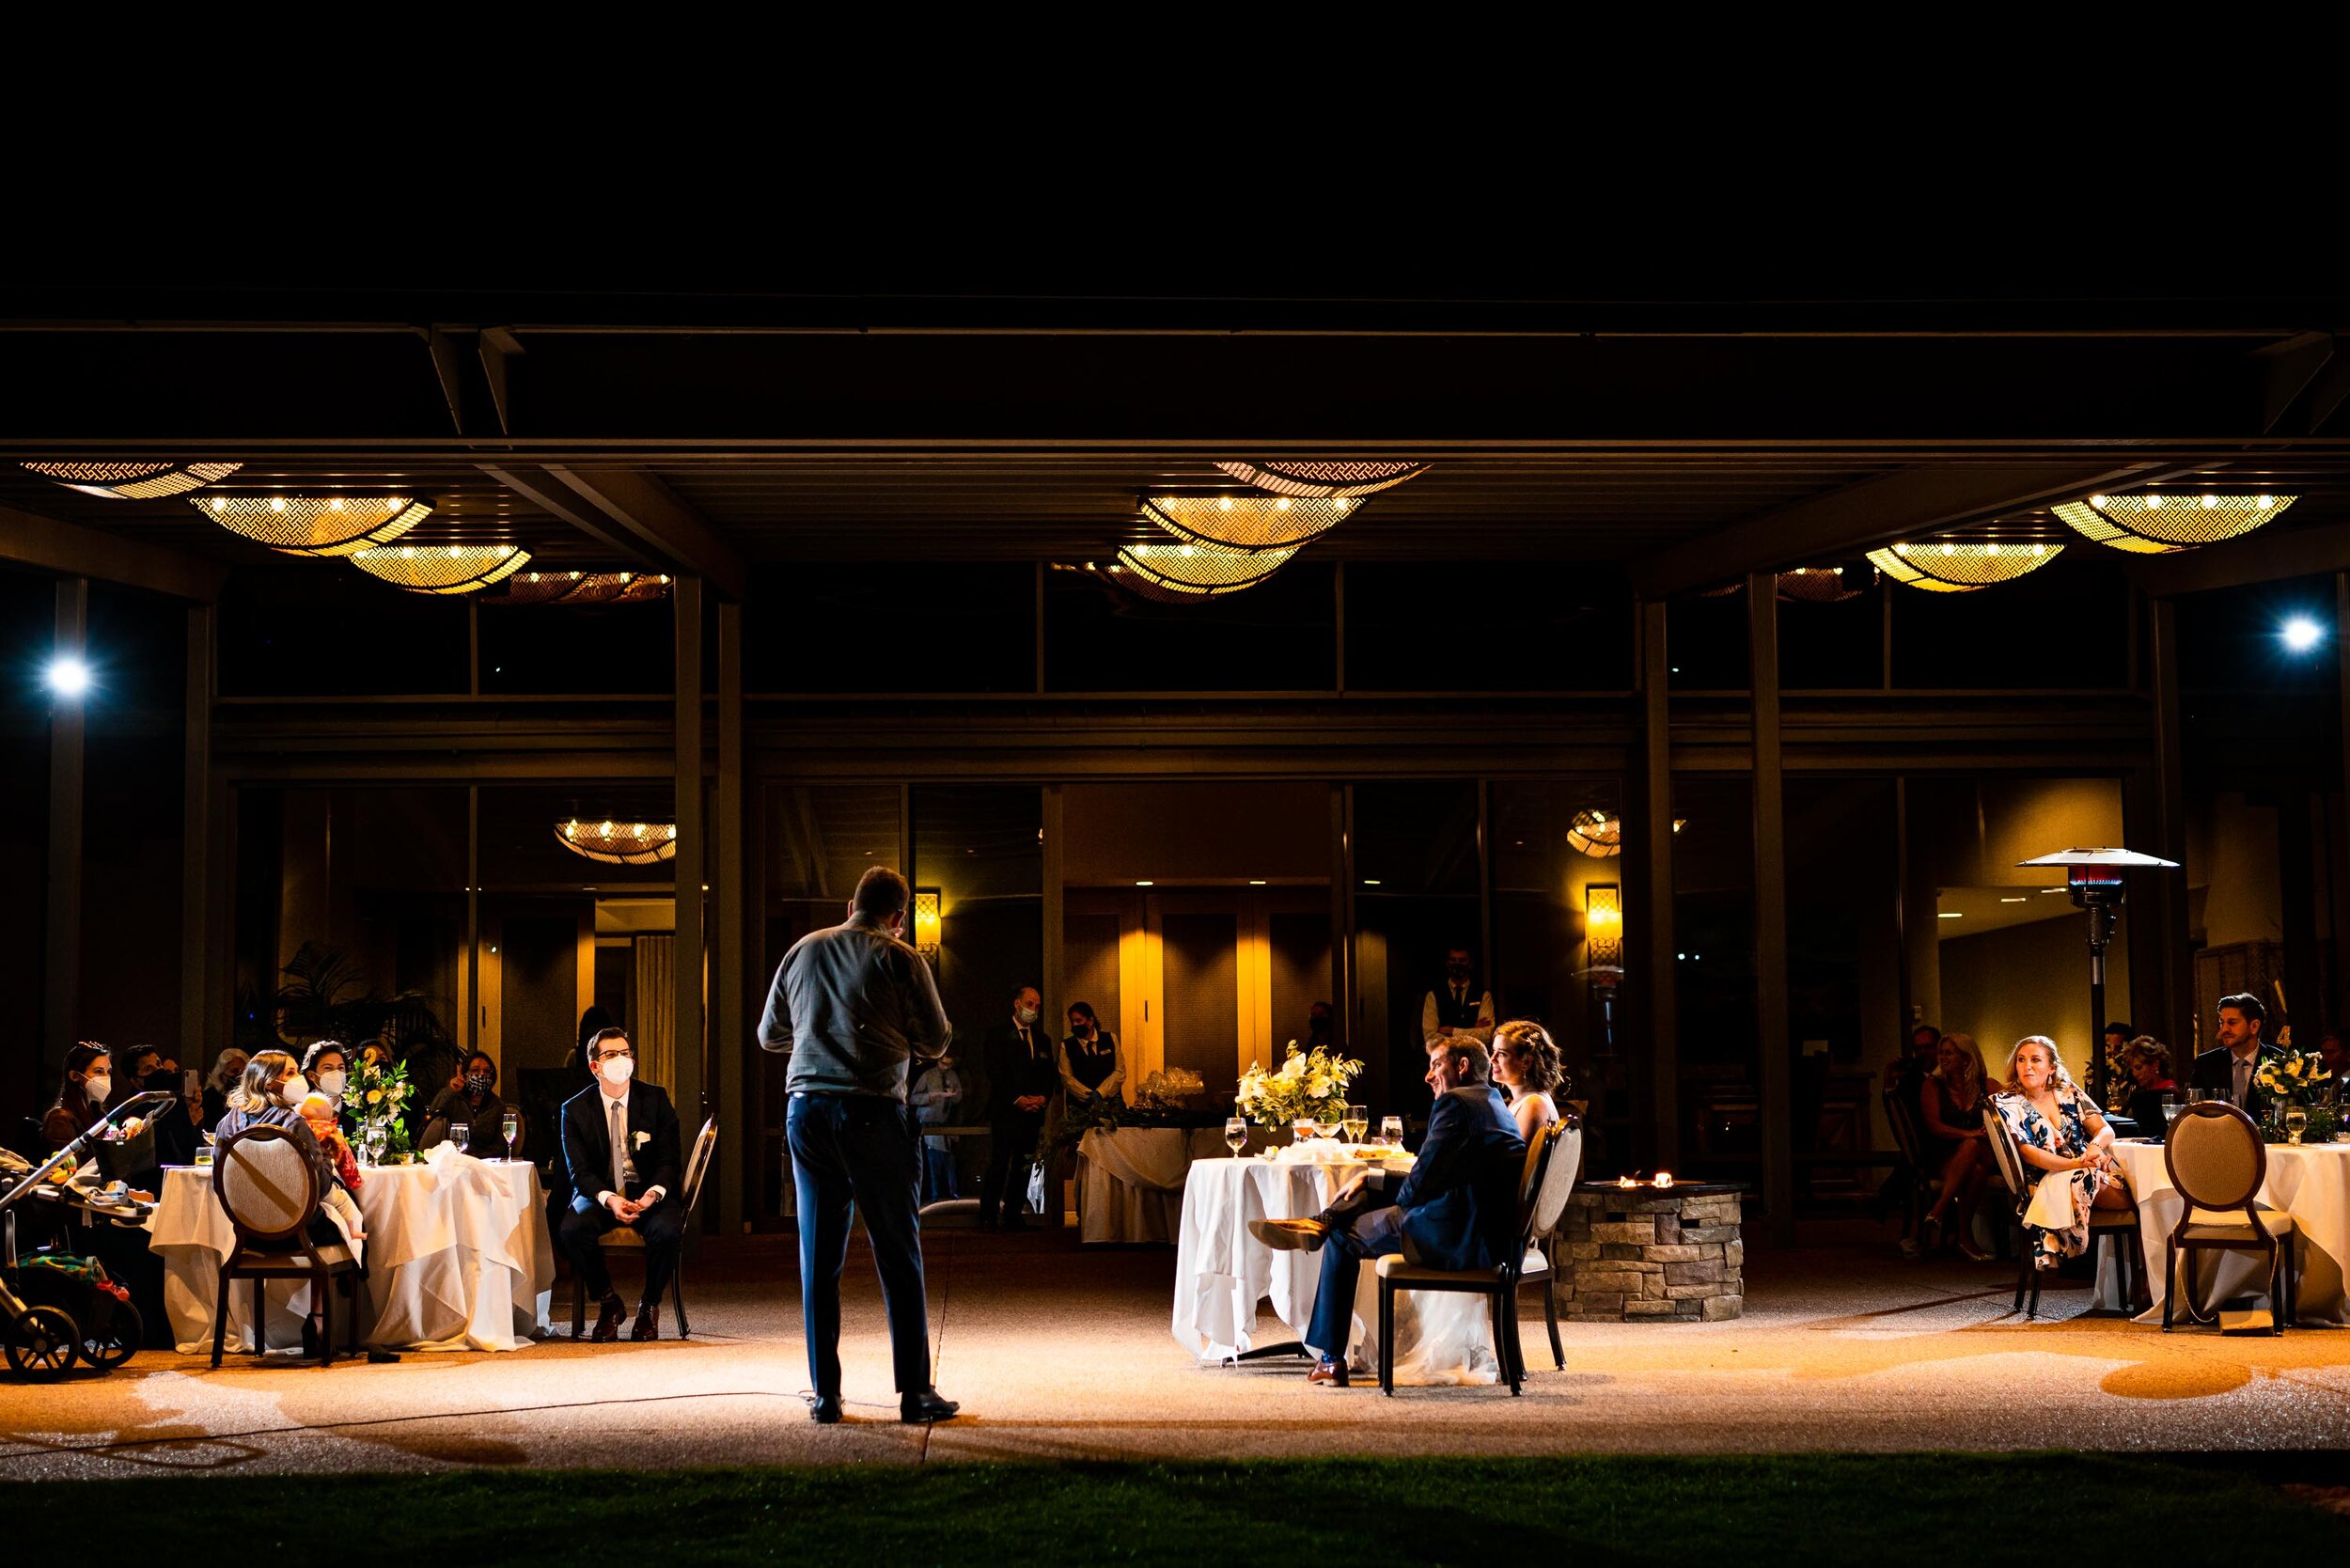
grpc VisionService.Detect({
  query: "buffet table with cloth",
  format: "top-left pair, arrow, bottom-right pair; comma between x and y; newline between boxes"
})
1075,1126 -> 1231,1244
2108,1139 -> 2350,1324
148,1149 -> 556,1353
1171,1147 -> 1504,1385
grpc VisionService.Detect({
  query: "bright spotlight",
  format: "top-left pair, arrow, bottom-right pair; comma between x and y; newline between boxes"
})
2282,617 -> 2325,653
44,655 -> 92,699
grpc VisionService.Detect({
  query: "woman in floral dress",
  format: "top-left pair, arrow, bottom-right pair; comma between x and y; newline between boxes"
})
1991,1034 -> 2132,1269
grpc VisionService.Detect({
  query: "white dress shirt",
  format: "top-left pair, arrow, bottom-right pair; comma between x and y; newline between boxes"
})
593,1085 -> 668,1210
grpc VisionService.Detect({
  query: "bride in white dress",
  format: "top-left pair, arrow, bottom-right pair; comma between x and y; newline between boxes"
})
1493,1019 -> 1564,1142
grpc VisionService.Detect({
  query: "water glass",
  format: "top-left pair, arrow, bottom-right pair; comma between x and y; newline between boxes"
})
1379,1115 -> 1404,1147
2286,1105 -> 2308,1145
448,1121 -> 470,1154
1224,1117 -> 1249,1157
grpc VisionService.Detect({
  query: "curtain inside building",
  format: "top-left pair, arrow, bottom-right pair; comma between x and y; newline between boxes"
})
634,934 -> 677,1091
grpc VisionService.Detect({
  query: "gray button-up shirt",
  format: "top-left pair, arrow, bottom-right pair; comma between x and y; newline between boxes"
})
759,914 -> 952,1100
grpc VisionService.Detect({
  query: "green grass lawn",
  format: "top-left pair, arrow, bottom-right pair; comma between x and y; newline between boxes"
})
8,1454 -> 2344,1564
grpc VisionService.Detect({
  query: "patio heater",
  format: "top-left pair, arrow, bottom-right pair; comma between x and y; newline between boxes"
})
2016,848 -> 2181,1106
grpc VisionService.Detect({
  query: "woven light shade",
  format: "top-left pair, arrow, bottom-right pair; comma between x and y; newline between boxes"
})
1214,460 -> 1428,498
1565,809 -> 1623,858
483,570 -> 673,607
194,494 -> 431,557
1110,541 -> 1294,601
1143,493 -> 1354,553
1776,567 -> 1869,603
2054,494 -> 2295,555
23,460 -> 240,498
1868,540 -> 2060,593
556,819 -> 678,865
351,543 -> 531,595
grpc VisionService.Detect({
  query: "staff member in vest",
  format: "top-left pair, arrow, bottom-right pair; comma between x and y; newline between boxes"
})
1419,946 -> 1496,1049
760,865 -> 959,1425
1058,1001 -> 1126,1109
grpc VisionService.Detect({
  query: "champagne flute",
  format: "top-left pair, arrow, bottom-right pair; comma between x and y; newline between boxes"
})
501,1109 -> 521,1161
1224,1117 -> 1249,1158
1342,1104 -> 1369,1144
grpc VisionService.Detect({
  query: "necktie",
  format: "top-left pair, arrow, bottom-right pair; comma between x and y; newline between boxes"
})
609,1097 -> 628,1194
2234,1057 -> 2252,1106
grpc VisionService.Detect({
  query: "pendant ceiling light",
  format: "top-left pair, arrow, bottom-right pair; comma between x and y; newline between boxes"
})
1110,541 -> 1295,601
1867,539 -> 2060,593
556,819 -> 678,865
1142,492 -> 1355,553
23,460 -> 241,498
351,542 -> 531,595
1565,809 -> 1623,857
1213,460 -> 1428,498
1776,567 -> 1870,603
194,493 -> 431,557
483,570 -> 673,606
2053,493 -> 2295,555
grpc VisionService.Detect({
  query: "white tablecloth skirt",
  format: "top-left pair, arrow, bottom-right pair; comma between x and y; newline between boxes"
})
2110,1139 -> 2350,1324
149,1155 -> 556,1354
1075,1127 -> 1230,1245
1172,1153 -> 1500,1386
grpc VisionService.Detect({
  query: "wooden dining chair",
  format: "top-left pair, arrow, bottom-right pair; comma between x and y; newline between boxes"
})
211,1124 -> 361,1367
571,1118 -> 719,1340
1880,1088 -> 1942,1255
1513,1124 -> 1584,1371
1980,1104 -> 2142,1319
1372,1121 -> 1563,1397
2161,1102 -> 2297,1333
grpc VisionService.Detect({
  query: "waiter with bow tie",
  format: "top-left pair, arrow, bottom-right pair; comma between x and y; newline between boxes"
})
980,984 -> 1058,1231
1420,945 -> 1496,1050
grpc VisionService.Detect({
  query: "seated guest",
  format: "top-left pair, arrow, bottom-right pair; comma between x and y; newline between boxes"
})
300,1042 -> 352,1115
1491,1019 -> 1564,1142
1917,1032 -> 1994,1261
295,1092 -> 368,1241
1249,1037 -> 1527,1388
1058,1002 -> 1126,1109
148,1053 -> 203,1168
218,1050 -> 352,1356
911,1052 -> 964,1205
2317,1030 -> 2348,1087
40,1043 -> 112,1151
424,1051 -> 512,1157
2118,1036 -> 2179,1137
1991,1035 -> 2131,1271
560,1027 -> 684,1342
201,1049 -> 249,1133
2188,993 -> 2284,1115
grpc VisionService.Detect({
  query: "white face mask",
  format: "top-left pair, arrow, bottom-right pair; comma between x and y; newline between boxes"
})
1015,1005 -> 1040,1027
278,1074 -> 311,1107
83,1074 -> 111,1105
599,1056 -> 634,1087
317,1070 -> 348,1098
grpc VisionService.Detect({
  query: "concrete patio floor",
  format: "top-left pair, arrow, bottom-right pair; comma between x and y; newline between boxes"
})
5,1222 -> 2348,1479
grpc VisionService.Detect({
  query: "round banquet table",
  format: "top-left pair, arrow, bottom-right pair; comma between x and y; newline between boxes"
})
1075,1126 -> 1230,1244
148,1153 -> 556,1354
2108,1138 -> 2350,1324
1171,1150 -> 1503,1386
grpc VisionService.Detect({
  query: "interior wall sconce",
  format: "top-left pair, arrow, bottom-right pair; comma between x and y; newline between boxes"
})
913,888 -> 942,964
1586,883 -> 1623,977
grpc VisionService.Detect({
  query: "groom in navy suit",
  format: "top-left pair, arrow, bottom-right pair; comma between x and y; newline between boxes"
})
1251,1037 -> 1528,1387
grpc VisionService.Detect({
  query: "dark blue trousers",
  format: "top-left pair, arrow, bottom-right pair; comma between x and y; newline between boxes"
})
1305,1200 -> 1406,1360
787,1092 -> 933,1398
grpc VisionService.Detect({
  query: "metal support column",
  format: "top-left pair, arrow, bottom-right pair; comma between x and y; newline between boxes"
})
715,601 -> 746,1234
673,578 -> 708,1147
44,578 -> 88,1068
2151,600 -> 2193,1051
1747,572 -> 1794,1245
180,604 -> 214,1064
1638,600 -> 1679,1169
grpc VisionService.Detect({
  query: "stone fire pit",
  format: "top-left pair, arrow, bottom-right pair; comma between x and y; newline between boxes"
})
1553,1182 -> 1746,1322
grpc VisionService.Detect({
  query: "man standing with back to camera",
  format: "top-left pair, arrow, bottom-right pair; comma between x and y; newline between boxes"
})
760,865 -> 961,1425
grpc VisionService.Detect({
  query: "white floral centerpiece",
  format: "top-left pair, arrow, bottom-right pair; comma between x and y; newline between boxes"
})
343,1055 -> 415,1164
1235,1043 -> 1365,1132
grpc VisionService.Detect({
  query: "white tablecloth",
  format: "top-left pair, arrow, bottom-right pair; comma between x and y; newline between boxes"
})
2109,1138 -> 2350,1324
149,1154 -> 555,1354
1171,1152 -> 1501,1386
1075,1127 -> 1230,1244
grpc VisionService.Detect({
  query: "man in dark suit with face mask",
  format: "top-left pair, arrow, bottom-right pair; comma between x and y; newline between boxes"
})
560,1028 -> 684,1344
979,984 -> 1057,1231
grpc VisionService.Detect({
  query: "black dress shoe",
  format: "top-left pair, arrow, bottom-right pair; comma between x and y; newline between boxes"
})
590,1293 -> 627,1343
301,1317 -> 323,1360
809,1394 -> 843,1424
631,1302 -> 662,1341
900,1388 -> 961,1423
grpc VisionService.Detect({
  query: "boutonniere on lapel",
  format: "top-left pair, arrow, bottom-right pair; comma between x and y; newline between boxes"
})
633,1131 -> 651,1149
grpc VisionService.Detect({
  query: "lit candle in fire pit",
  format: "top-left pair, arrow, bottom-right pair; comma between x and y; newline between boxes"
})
1617,1175 -> 1638,1189
1653,1171 -> 1674,1189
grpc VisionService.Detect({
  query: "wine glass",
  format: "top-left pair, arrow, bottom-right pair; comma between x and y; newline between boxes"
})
449,1121 -> 470,1155
1224,1117 -> 1249,1158
1379,1115 -> 1404,1148
2286,1105 -> 2308,1145
1342,1104 -> 1369,1144
1291,1117 -> 1315,1146
501,1109 -> 521,1161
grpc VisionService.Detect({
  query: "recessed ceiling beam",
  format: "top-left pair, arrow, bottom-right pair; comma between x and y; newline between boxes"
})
1628,462 -> 2180,598
0,502 -> 227,602
478,463 -> 666,572
2131,519 -> 2350,598
544,465 -> 748,601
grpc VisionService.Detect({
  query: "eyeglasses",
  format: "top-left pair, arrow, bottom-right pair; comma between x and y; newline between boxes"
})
593,1048 -> 635,1063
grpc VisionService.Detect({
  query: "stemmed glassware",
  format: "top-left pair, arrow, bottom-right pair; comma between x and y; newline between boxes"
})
1224,1117 -> 1249,1158
1342,1104 -> 1369,1144
449,1121 -> 471,1156
1378,1115 -> 1404,1148
2286,1105 -> 2309,1145
501,1109 -> 521,1161
1292,1117 -> 1316,1146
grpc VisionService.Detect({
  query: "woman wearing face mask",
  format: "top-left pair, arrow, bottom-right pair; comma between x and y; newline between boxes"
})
300,1042 -> 352,1131
41,1043 -> 114,1151
424,1052 -> 512,1157
217,1049 -> 355,1356
1058,1002 -> 1126,1109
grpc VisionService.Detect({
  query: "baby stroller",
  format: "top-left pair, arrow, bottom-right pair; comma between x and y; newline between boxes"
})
0,1090 -> 173,1378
